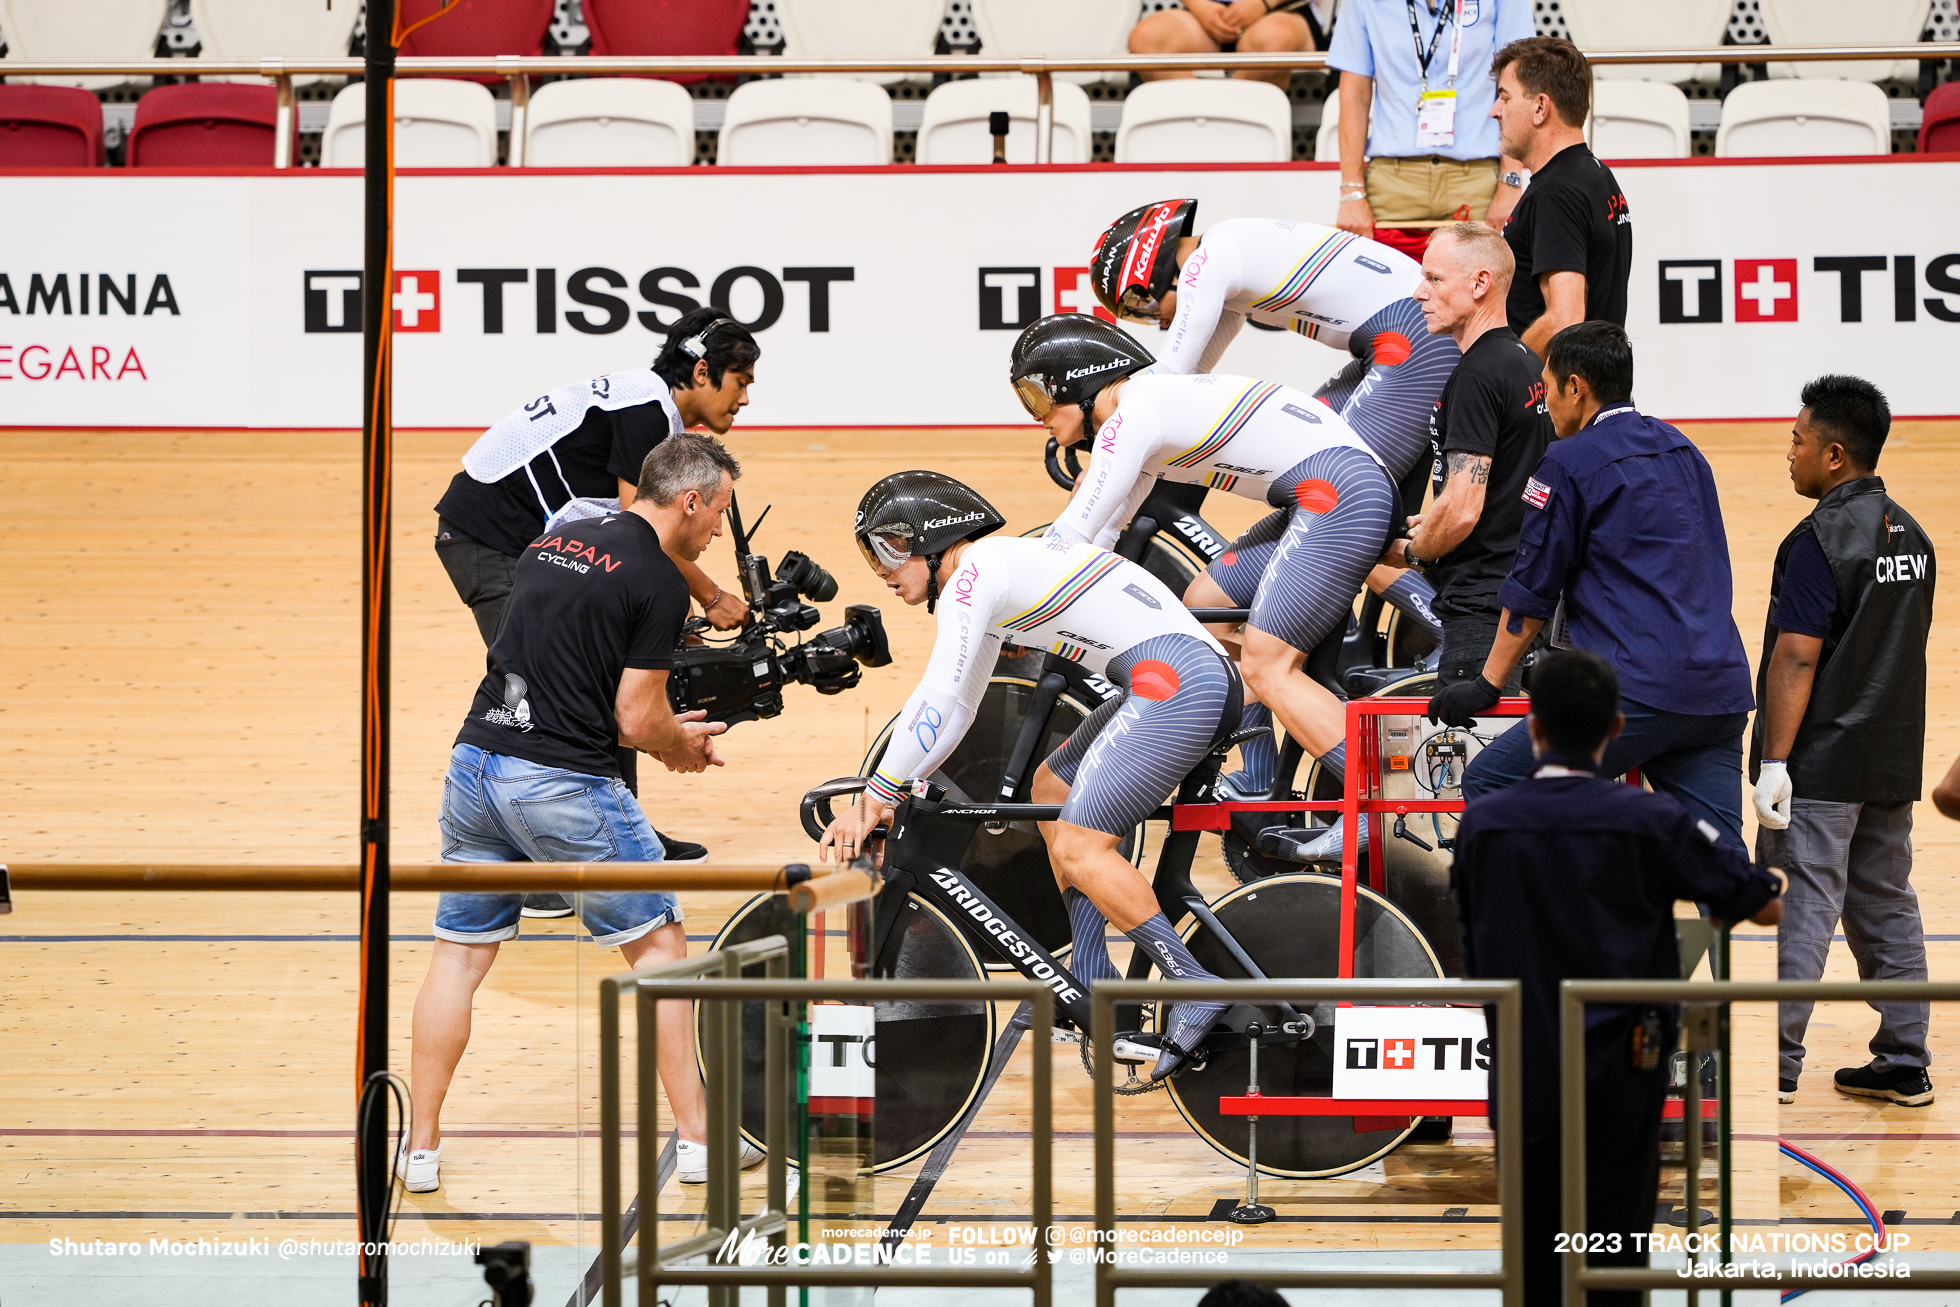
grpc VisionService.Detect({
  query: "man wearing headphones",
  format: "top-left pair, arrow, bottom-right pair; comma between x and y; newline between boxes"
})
432,307 -> 759,908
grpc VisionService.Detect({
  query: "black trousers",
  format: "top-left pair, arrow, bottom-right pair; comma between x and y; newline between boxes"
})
1515,1024 -> 1671,1307
435,519 -> 640,795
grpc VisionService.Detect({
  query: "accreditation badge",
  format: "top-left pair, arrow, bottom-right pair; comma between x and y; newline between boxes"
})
1416,88 -> 1457,148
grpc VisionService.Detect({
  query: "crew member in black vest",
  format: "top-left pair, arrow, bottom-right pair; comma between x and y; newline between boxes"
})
1752,375 -> 1937,1108
432,308 -> 759,911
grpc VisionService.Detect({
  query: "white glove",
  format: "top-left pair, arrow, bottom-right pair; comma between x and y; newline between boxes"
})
1754,760 -> 1793,830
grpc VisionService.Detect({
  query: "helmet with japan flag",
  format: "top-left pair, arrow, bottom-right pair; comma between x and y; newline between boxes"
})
1089,198 -> 1198,323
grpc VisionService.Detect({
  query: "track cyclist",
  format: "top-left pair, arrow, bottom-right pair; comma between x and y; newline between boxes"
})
1091,198 -> 1456,646
818,470 -> 1244,1081
1011,314 -> 1395,860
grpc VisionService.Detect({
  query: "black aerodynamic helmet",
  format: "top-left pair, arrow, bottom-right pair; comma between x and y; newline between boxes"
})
1008,313 -> 1155,422
855,470 -> 1006,611
1090,198 -> 1198,322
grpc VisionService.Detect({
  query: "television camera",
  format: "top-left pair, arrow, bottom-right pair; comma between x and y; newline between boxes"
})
666,494 -> 891,727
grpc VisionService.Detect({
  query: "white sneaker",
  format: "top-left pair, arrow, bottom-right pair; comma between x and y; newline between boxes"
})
395,1142 -> 441,1193
675,1137 -> 765,1185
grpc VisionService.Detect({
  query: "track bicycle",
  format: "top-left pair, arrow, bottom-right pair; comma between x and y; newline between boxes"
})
708,725 -> 1447,1178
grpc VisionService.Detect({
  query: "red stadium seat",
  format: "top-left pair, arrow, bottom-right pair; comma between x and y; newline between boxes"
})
0,85 -> 105,167
396,0 -> 555,84
126,83 -> 286,167
1921,82 -> 1960,155
583,0 -> 750,84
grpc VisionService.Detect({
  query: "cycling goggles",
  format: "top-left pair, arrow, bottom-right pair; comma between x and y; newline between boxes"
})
1116,286 -> 1164,322
1013,374 -> 1058,420
856,526 -> 915,573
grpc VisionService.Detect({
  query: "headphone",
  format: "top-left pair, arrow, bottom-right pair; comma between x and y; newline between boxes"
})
678,315 -> 728,359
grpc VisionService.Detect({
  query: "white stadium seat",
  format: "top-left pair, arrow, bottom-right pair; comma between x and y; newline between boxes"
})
321,79 -> 500,168
187,0 -> 360,84
1760,0 -> 1933,84
1591,81 -> 1692,158
523,79 -> 695,167
916,76 -> 1093,164
1715,78 -> 1892,157
776,0 -> 943,84
970,0 -> 1134,86
1313,91 -> 1378,163
1115,79 -> 1293,164
0,0 -> 167,88
1560,0 -> 1729,85
716,79 -> 894,166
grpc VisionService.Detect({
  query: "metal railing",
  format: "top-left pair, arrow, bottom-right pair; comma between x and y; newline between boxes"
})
602,942 -> 1054,1307
5,42 -> 1957,167
0,861 -> 874,912
1561,979 -> 1960,1301
1089,977 -> 1524,1307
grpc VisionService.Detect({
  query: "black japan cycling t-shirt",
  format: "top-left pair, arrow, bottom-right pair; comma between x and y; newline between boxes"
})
1504,143 -> 1632,336
1425,327 -> 1554,618
455,511 -> 691,778
434,384 -> 675,558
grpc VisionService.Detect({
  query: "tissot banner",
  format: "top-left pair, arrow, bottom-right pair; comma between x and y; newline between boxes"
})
1,160 -> 1955,428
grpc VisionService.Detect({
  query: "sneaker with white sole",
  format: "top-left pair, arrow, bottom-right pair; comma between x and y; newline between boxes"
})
675,1137 -> 765,1184
395,1142 -> 442,1193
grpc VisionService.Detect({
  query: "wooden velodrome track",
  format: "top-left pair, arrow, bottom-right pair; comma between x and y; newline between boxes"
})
6,419 -> 1960,1268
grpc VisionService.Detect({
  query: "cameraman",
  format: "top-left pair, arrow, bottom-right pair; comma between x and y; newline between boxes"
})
400,433 -> 762,1193
433,306 -> 759,908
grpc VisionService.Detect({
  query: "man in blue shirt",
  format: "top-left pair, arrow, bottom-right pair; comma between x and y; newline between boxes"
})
1453,648 -> 1783,1307
1327,0 -> 1535,240
1428,321 -> 1758,853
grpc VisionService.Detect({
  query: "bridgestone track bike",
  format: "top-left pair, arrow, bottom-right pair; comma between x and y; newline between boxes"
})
707,727 -> 1447,1179
847,440 -> 1442,967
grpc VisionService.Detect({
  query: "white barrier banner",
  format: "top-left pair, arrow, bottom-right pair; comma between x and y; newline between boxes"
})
2,161 -> 1956,428
807,1003 -> 875,1101
1331,1006 -> 1491,1100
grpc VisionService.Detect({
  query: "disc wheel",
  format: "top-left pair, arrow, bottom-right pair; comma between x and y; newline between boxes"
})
704,891 -> 995,1172
1160,874 -> 1443,1177
863,673 -> 1143,967
1384,607 -> 1441,668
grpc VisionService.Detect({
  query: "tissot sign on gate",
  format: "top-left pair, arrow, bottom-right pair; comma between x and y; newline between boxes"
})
1,162 -> 1956,427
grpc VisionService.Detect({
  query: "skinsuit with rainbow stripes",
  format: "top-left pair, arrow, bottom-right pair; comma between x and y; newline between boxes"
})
863,534 -> 1241,839
1047,372 -> 1394,658
1149,216 -> 1459,486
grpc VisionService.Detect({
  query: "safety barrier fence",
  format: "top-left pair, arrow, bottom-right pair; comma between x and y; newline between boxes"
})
1561,979 -> 1960,1302
599,939 -> 1055,1307
1088,976 -> 1525,1307
0,861 -> 874,913
6,42 -> 1957,167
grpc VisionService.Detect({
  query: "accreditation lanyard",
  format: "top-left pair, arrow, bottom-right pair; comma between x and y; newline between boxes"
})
1405,0 -> 1463,148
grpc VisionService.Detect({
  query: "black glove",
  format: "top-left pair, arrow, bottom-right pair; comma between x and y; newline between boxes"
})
1426,675 -> 1501,728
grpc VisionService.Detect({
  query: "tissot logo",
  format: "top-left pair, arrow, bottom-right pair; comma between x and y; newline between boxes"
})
1659,254 -> 1960,325
305,265 -> 854,335
1051,265 -> 1114,322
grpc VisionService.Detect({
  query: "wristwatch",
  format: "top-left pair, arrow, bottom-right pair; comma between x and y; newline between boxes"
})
1403,544 -> 1428,570
1500,170 -> 1525,189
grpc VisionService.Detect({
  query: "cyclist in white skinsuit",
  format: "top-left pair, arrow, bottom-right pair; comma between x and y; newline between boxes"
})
1011,315 -> 1396,830
821,471 -> 1242,1081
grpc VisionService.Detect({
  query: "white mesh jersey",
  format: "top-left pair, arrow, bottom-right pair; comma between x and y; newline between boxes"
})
1152,218 -> 1423,374
1049,372 -> 1380,552
863,534 -> 1223,805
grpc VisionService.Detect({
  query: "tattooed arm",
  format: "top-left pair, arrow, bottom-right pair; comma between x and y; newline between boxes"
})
1404,450 -> 1492,566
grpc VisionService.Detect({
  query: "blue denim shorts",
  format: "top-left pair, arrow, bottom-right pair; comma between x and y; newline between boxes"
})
435,743 -> 683,947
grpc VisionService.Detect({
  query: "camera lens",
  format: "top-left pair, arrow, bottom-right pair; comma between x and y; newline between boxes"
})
775,550 -> 839,603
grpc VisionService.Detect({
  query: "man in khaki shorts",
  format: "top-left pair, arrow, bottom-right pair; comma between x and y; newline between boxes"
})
1325,0 -> 1537,242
